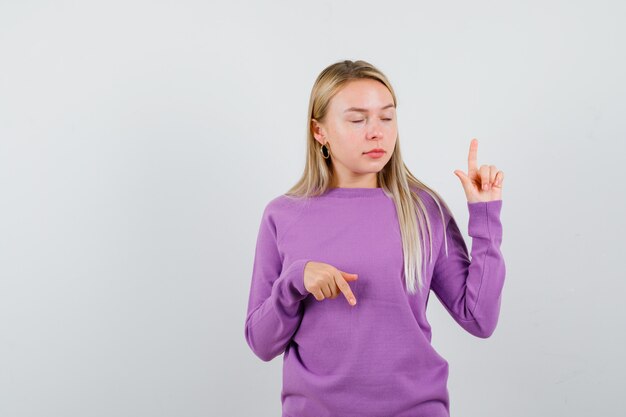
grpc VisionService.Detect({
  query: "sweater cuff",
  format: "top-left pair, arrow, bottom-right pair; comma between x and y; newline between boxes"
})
280,259 -> 311,299
467,199 -> 503,238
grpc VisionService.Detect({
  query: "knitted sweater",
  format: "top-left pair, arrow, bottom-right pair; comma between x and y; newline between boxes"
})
244,186 -> 505,417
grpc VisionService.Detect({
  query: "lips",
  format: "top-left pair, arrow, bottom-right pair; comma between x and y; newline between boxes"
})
364,148 -> 385,154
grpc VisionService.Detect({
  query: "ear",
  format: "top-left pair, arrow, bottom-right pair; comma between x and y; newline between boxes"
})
310,118 -> 326,145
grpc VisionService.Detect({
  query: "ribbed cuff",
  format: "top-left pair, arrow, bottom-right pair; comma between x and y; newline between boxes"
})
281,259 -> 311,299
467,199 -> 503,238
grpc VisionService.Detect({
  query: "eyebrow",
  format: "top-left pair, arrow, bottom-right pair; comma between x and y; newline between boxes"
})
344,103 -> 395,113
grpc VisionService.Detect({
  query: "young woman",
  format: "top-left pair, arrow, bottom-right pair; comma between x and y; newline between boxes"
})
244,59 -> 506,417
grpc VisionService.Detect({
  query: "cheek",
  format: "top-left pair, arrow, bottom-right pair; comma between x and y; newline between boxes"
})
333,129 -> 360,148
337,139 -> 364,160
335,124 -> 356,137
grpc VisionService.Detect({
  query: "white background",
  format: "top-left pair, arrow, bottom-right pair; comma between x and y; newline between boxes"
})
1,1 -> 624,416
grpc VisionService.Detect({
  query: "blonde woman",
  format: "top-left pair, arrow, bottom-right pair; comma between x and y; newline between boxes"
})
244,59 -> 506,417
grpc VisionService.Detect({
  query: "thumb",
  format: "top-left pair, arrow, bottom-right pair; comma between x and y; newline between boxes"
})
341,271 -> 358,281
453,170 -> 472,189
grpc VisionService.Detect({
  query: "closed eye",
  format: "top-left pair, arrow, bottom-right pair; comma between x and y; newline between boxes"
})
351,118 -> 393,123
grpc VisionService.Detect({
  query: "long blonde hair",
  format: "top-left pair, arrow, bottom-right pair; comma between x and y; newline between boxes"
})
285,59 -> 453,296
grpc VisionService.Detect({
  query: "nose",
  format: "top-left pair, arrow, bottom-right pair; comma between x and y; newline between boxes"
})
367,121 -> 383,140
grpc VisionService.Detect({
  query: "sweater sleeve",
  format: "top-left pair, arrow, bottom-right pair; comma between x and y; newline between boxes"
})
430,199 -> 505,338
244,204 -> 312,361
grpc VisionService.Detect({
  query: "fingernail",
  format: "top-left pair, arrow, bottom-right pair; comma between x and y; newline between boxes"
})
350,298 -> 356,305
483,184 -> 488,190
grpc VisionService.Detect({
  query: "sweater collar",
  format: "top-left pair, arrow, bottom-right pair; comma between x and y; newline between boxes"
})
323,187 -> 387,198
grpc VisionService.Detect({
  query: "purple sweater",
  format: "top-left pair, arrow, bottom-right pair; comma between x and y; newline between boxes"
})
244,187 -> 505,417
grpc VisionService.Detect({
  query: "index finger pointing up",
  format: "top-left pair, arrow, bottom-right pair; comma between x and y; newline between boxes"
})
468,138 -> 479,176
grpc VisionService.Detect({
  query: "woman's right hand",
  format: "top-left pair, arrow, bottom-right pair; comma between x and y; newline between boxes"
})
303,261 -> 358,306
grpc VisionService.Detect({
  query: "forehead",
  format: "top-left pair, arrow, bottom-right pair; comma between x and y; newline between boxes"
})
331,79 -> 395,112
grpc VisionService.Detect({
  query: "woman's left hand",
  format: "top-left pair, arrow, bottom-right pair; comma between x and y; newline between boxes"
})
453,138 -> 504,203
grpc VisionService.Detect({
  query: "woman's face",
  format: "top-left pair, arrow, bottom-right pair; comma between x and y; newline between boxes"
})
311,78 -> 397,186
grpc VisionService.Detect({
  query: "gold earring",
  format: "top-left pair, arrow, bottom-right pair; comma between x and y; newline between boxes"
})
320,141 -> 330,159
